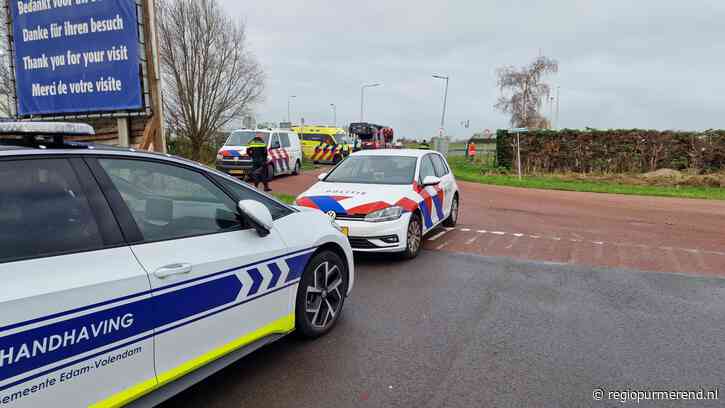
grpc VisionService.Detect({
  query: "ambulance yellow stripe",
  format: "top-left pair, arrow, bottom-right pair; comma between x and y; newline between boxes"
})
89,314 -> 295,408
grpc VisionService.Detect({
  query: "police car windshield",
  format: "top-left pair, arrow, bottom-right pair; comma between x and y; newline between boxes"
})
226,131 -> 269,146
325,156 -> 418,185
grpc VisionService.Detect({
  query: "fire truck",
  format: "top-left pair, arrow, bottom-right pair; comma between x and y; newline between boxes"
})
349,122 -> 394,151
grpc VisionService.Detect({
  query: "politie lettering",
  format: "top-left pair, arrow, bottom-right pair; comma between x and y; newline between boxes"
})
0,314 -> 135,369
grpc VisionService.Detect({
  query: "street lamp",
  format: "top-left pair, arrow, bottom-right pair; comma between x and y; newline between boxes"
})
360,83 -> 381,122
330,104 -> 337,127
287,95 -> 297,123
432,74 -> 449,137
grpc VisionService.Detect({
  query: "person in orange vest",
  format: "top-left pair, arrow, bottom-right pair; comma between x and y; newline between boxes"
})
467,141 -> 477,160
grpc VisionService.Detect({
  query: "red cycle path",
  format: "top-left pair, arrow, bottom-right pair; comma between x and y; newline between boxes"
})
272,169 -> 725,277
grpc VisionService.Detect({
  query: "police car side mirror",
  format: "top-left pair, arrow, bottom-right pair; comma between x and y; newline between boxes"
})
238,200 -> 273,237
318,173 -> 328,181
422,176 -> 441,187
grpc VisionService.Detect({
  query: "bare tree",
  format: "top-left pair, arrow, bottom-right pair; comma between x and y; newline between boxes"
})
158,0 -> 264,161
0,0 -> 13,117
495,56 -> 558,129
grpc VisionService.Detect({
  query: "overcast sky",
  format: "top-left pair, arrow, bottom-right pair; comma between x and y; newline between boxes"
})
220,0 -> 725,139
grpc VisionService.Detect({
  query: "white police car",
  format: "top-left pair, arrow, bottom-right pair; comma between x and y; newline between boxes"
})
295,149 -> 460,259
0,122 -> 354,407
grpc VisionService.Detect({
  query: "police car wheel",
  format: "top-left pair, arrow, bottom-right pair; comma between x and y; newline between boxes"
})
295,250 -> 347,338
292,160 -> 301,175
443,195 -> 459,227
401,213 -> 423,259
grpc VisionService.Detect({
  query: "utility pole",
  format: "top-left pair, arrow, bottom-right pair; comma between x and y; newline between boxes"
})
432,74 -> 450,137
287,95 -> 296,123
555,86 -> 561,130
360,83 -> 381,122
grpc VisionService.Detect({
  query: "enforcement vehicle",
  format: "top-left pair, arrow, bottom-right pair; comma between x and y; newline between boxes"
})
0,122 -> 354,407
215,129 -> 303,179
295,149 -> 459,259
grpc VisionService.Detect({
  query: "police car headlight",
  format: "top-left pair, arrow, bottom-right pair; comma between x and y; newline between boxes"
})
216,152 -> 223,161
365,206 -> 403,223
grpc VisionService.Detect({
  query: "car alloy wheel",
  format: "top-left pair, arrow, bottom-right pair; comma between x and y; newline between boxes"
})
401,214 -> 422,260
443,196 -> 459,227
305,260 -> 344,330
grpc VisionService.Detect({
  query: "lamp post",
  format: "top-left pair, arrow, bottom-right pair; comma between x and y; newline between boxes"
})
360,83 -> 381,122
432,74 -> 449,137
287,95 -> 296,123
330,103 -> 337,127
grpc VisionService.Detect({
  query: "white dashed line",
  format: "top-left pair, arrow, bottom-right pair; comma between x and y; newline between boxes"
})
442,227 -> 725,258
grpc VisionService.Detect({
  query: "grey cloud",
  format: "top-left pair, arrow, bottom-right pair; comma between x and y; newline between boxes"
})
221,0 -> 725,137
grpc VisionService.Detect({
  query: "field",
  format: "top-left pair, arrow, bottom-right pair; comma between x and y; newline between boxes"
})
449,156 -> 725,201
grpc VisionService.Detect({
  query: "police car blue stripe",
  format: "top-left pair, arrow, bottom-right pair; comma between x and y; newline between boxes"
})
247,268 -> 263,296
308,196 -> 347,215
0,250 -> 317,389
267,263 -> 283,290
0,247 -> 319,335
419,200 -> 434,229
0,279 -> 302,394
432,195 -> 445,221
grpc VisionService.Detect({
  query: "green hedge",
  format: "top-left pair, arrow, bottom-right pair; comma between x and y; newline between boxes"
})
495,129 -> 725,174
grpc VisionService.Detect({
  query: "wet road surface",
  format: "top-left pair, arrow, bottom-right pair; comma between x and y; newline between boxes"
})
163,251 -> 725,407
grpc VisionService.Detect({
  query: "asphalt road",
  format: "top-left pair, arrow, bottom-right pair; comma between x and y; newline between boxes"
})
162,251 -> 725,407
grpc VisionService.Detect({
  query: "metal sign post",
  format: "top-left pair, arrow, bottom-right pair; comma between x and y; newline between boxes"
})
510,128 -> 528,180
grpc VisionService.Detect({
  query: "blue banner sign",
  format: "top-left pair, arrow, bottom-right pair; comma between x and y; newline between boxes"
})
10,0 -> 143,116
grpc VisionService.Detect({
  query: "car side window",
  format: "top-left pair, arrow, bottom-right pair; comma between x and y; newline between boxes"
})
270,133 -> 281,149
418,155 -> 436,183
98,159 -> 242,243
214,175 -> 294,220
280,133 -> 291,148
431,154 -> 450,177
0,158 -> 104,263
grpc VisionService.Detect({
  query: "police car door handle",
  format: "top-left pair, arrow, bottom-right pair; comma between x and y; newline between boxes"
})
154,263 -> 193,279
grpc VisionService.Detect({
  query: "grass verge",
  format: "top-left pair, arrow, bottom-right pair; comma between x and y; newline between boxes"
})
271,192 -> 296,204
449,157 -> 725,201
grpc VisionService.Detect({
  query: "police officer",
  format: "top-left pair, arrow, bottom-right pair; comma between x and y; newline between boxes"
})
248,135 -> 272,192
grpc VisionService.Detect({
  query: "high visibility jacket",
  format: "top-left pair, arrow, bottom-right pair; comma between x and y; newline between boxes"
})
247,142 -> 268,168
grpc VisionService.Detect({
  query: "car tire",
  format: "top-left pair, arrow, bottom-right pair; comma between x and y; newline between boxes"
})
295,250 -> 348,339
400,213 -> 423,260
443,195 -> 459,228
292,160 -> 302,175
268,163 -> 276,179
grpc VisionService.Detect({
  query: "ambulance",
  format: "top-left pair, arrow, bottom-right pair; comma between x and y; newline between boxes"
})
292,126 -> 352,164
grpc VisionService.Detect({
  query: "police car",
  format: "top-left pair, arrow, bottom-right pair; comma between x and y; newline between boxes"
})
0,122 -> 353,407
295,150 -> 460,259
215,129 -> 303,179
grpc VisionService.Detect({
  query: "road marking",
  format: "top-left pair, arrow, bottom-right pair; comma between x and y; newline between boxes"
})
428,230 -> 451,242
445,227 -> 725,258
436,241 -> 451,250
466,236 -> 480,245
